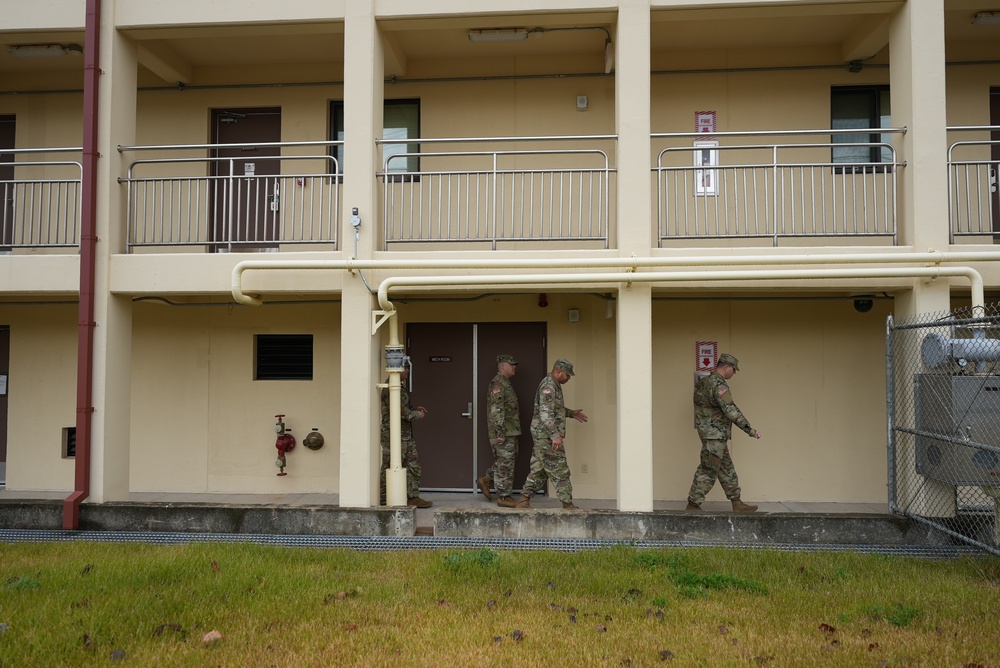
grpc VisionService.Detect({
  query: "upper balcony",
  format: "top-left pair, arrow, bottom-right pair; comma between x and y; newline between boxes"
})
2,1 -> 999,263
6,129 -> 1000,255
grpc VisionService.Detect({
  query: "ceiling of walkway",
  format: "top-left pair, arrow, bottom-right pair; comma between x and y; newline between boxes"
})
0,2 -> 997,87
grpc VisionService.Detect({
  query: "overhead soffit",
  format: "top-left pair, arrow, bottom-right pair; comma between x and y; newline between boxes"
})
1,3 -> 999,81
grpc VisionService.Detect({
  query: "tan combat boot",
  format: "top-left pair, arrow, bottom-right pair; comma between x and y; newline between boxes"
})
514,495 -> 532,509
477,476 -> 492,501
407,497 -> 432,508
561,501 -> 582,511
685,502 -> 702,511
731,499 -> 758,512
497,496 -> 517,508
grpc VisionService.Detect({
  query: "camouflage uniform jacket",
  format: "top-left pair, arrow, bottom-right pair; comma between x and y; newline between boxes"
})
487,373 -> 521,442
380,382 -> 421,439
530,374 -> 575,440
693,371 -> 754,441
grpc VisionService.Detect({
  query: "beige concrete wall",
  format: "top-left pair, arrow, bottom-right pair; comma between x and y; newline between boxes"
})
652,297 -> 893,504
129,302 -> 341,494
1,305 -> 77,491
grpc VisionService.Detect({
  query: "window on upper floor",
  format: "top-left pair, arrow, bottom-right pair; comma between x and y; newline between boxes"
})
329,99 -> 420,179
831,85 -> 892,172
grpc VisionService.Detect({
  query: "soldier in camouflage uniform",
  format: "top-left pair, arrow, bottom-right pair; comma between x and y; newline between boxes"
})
478,354 -> 522,508
686,353 -> 761,513
516,358 -> 589,511
379,366 -> 432,508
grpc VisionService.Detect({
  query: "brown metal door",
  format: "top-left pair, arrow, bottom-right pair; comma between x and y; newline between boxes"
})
404,322 -> 547,491
476,322 -> 547,492
0,326 -> 8,485
0,116 -> 14,249
210,108 -> 281,251
990,90 -> 999,238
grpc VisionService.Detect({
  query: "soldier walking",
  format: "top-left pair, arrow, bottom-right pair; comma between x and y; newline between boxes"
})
686,353 -> 760,512
478,354 -> 522,507
516,358 -> 589,511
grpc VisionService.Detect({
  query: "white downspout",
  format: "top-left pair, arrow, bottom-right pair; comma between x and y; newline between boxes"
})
384,314 -> 407,507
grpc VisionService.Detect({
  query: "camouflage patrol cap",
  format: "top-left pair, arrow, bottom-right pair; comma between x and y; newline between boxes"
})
553,358 -> 575,376
497,354 -> 518,365
717,353 -> 740,371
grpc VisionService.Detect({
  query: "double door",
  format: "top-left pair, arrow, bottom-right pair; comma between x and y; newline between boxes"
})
404,322 -> 547,491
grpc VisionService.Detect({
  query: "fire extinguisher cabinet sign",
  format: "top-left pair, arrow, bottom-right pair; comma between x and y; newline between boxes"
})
696,341 -> 718,371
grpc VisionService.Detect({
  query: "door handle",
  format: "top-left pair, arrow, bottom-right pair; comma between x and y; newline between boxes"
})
460,401 -> 473,420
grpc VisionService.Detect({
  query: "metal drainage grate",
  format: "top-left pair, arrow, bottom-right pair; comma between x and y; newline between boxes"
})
0,529 -> 981,558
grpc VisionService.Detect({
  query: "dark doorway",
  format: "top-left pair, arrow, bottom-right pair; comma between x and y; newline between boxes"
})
990,89 -> 999,238
210,108 -> 281,251
404,322 -> 547,491
0,326 -> 8,486
1,115 -> 14,249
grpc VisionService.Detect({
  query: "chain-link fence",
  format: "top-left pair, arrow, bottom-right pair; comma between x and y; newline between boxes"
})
888,302 -> 1000,556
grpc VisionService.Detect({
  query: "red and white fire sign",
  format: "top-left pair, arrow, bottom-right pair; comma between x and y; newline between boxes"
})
696,341 -> 717,371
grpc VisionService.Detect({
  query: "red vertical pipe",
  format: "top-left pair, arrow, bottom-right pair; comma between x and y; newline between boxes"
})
63,0 -> 101,529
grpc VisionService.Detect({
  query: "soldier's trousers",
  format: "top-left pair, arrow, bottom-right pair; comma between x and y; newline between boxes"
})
687,438 -> 741,505
485,436 -> 518,497
380,434 -> 422,503
521,434 -> 573,503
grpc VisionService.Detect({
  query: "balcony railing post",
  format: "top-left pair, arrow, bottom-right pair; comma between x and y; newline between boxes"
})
490,151 -> 498,251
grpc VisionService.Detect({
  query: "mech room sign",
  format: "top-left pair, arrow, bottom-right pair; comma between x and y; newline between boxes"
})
696,341 -> 718,371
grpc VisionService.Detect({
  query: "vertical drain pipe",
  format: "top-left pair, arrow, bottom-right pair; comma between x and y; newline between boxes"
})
64,0 -> 101,530
384,315 -> 407,507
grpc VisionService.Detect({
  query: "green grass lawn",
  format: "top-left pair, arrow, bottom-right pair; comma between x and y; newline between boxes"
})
0,541 -> 997,667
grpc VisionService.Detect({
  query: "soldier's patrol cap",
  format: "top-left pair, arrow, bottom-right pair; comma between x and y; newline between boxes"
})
717,353 -> 740,371
497,354 -> 518,365
553,358 -> 575,376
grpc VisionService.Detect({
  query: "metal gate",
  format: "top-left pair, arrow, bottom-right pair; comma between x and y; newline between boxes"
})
887,302 -> 1000,556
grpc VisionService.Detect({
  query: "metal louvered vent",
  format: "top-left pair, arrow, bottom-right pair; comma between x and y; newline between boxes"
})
255,334 -> 313,380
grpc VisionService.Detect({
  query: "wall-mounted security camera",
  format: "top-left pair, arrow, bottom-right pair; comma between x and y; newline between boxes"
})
853,297 -> 874,313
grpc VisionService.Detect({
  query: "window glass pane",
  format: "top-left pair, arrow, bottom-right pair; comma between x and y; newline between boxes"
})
330,104 -> 345,175
383,101 -> 419,173
879,89 -> 893,163
329,100 -> 420,174
832,90 -> 873,163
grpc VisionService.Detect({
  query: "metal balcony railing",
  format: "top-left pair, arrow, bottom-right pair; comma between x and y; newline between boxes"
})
0,147 -> 82,249
377,136 -> 615,250
119,141 -> 341,253
655,129 -> 904,246
947,126 -> 1000,242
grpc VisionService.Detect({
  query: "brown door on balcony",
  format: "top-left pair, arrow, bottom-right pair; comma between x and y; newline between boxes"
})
404,322 -> 547,491
991,90 -> 999,238
210,108 -> 281,251
0,116 -> 14,249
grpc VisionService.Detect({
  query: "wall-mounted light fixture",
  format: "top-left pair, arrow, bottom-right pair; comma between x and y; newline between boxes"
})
972,11 -> 1000,25
6,44 -> 83,58
467,29 -> 530,43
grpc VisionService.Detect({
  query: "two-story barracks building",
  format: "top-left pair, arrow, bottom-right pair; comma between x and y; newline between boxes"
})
1,1 -> 999,524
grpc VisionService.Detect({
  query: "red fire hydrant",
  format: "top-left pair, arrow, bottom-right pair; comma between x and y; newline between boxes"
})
274,414 -> 296,476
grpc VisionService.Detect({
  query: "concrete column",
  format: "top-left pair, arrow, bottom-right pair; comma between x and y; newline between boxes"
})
614,0 -> 654,511
338,1 -> 384,507
888,0 -> 955,517
88,2 -> 136,502
894,283 -> 956,517
889,0 -> 949,251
